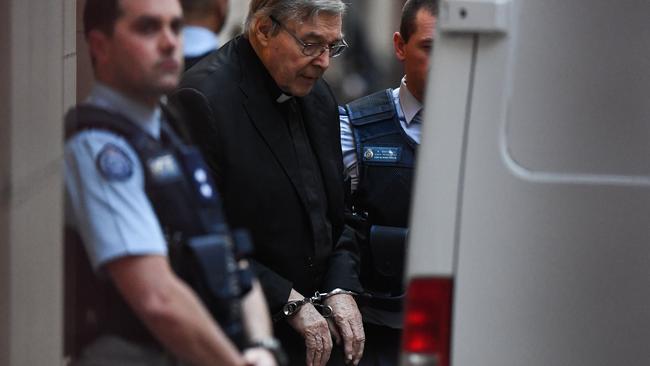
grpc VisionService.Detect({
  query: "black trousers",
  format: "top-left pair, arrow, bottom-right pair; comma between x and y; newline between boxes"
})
358,323 -> 401,366
275,321 -> 401,365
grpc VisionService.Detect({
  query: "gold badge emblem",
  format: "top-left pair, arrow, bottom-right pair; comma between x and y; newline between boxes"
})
364,148 -> 374,160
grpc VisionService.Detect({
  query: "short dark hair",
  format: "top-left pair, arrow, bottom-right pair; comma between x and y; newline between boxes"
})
83,0 -> 123,38
181,0 -> 215,17
399,0 -> 438,43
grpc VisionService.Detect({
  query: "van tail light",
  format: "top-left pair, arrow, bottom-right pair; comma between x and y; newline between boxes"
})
401,277 -> 453,366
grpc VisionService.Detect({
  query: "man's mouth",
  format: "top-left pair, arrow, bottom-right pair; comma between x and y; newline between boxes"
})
159,59 -> 180,71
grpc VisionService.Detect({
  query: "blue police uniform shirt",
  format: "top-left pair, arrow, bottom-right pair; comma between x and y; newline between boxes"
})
340,76 -> 423,191
64,82 -> 167,270
182,25 -> 220,58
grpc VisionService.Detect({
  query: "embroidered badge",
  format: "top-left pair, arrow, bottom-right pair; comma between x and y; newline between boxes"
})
147,154 -> 181,182
362,146 -> 402,162
96,143 -> 134,181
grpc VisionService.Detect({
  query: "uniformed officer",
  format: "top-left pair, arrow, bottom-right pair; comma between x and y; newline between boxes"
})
339,1 -> 438,365
181,0 -> 229,70
64,0 -> 281,365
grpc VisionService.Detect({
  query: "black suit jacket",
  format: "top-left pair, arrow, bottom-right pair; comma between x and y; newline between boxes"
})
170,36 -> 362,313
184,49 -> 215,72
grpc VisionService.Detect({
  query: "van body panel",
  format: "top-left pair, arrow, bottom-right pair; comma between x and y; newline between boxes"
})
408,34 -> 475,278
405,0 -> 650,364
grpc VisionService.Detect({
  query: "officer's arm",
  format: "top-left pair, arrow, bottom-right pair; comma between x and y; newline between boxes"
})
106,255 -> 246,366
240,280 -> 279,365
241,280 -> 273,342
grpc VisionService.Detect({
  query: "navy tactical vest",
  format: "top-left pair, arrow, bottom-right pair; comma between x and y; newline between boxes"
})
343,89 -> 417,298
346,89 -> 416,227
64,105 -> 253,355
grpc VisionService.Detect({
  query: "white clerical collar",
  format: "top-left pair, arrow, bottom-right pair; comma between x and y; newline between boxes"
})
276,93 -> 293,103
398,76 -> 423,125
84,82 -> 162,139
182,25 -> 220,57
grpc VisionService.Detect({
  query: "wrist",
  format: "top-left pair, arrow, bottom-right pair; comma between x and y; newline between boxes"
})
247,337 -> 287,366
273,298 -> 311,322
321,288 -> 358,298
322,288 -> 357,304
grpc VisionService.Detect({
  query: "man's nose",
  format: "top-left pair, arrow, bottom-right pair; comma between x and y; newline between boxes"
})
160,27 -> 179,52
312,49 -> 331,69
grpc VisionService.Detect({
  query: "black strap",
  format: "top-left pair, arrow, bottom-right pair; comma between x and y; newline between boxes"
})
65,105 -> 150,142
345,89 -> 396,126
65,104 -> 186,155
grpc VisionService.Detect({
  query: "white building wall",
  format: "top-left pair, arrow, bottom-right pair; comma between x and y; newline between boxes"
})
0,0 -> 74,363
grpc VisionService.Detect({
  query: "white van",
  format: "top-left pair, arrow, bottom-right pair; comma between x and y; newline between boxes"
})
401,1 -> 650,365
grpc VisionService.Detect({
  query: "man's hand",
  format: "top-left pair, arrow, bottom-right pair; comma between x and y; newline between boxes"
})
243,347 -> 277,366
324,294 -> 365,366
286,301 -> 333,366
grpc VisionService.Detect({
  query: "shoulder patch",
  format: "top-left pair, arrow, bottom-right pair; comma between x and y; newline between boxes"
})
96,143 -> 134,181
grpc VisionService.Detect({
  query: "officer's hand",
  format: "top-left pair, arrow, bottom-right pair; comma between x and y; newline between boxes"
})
243,347 -> 277,366
286,303 -> 332,366
323,294 -> 365,366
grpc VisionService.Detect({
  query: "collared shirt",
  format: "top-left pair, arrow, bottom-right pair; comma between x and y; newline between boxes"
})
340,76 -> 423,191
182,25 -> 220,58
65,83 -> 167,270
85,82 -> 162,138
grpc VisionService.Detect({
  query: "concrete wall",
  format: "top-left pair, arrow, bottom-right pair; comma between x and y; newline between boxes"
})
0,0 -> 11,363
0,0 -> 75,363
221,0 -> 250,40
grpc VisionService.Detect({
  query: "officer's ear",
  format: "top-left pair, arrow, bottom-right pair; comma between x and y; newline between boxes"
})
253,16 -> 275,47
87,29 -> 111,66
393,31 -> 407,62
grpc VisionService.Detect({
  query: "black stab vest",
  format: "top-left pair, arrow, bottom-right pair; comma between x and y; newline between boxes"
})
343,90 -> 417,299
64,105 -> 252,355
345,89 -> 416,228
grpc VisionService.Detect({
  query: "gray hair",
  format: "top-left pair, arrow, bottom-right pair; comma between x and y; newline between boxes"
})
244,0 -> 346,36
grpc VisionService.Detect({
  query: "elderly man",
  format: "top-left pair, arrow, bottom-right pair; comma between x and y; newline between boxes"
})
170,1 -> 365,365
180,0 -> 229,70
339,0 -> 438,365
64,0 -> 280,365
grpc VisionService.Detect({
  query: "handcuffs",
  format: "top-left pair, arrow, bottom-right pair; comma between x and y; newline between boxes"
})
273,288 -> 364,322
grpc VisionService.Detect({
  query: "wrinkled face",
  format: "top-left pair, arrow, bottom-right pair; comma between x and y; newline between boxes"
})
258,13 -> 343,97
394,9 -> 437,102
91,0 -> 183,104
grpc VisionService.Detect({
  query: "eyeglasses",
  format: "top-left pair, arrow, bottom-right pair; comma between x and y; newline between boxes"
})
270,16 -> 348,58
